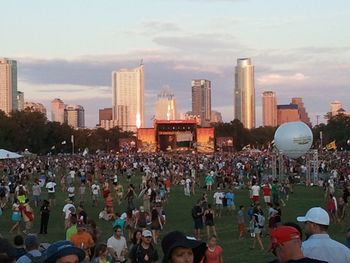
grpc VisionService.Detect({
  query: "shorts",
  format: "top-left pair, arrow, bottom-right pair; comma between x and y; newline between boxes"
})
205,220 -> 214,226
252,195 -> 259,202
32,195 -> 40,202
253,227 -> 261,234
48,192 -> 55,199
194,218 -> 203,229
12,212 -> 21,222
264,196 -> 271,203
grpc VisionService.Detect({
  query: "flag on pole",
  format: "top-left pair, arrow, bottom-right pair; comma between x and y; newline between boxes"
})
326,140 -> 336,150
61,141 -> 66,145
71,135 -> 74,144
51,145 -> 56,150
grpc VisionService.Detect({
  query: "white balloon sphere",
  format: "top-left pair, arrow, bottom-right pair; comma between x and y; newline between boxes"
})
274,121 -> 313,158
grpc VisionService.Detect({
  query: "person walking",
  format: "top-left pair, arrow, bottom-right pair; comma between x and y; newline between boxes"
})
297,207 -> 350,263
107,225 -> 128,263
192,200 -> 204,240
204,204 -> 217,238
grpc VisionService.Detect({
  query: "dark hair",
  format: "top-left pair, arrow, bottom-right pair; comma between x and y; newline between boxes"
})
132,229 -> 142,245
0,238 -> 16,263
70,216 -> 77,225
239,205 -> 244,210
93,243 -> 107,258
13,235 -> 24,246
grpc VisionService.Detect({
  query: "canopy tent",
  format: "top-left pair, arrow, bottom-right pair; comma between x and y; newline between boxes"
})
0,149 -> 23,159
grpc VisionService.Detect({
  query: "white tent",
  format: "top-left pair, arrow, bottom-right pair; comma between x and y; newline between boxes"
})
0,149 -> 23,159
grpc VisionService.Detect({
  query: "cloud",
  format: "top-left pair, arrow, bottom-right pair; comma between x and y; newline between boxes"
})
257,73 -> 309,85
143,21 -> 181,32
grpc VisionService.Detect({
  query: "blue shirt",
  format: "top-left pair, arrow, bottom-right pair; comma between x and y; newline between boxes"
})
225,192 -> 234,206
302,234 -> 350,263
17,250 -> 42,263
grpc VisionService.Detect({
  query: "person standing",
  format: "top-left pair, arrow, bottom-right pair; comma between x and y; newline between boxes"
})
39,199 -> 50,234
297,207 -> 350,263
262,182 -> 272,204
20,199 -> 34,234
204,235 -> 223,263
204,204 -> 217,238
268,226 -> 326,263
237,205 -> 245,239
91,181 -> 101,207
45,179 -> 57,207
192,200 -> 204,240
251,182 -> 260,204
70,222 -> 95,261
10,199 -> 21,234
224,190 -> 235,214
213,188 -> 224,218
107,225 -> 128,263
128,230 -> 159,263
17,234 -> 42,263
31,180 -> 41,207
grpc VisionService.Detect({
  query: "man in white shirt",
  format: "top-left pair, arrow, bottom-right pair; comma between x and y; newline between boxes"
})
107,225 -> 128,263
213,188 -> 224,217
297,207 -> 350,263
46,179 -> 57,207
251,182 -> 260,204
91,181 -> 100,207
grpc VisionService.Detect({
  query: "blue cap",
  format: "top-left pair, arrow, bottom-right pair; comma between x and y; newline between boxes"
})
43,240 -> 85,263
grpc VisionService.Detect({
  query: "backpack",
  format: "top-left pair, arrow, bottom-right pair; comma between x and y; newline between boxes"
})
257,213 -> 265,228
25,252 -> 45,263
0,186 -> 5,198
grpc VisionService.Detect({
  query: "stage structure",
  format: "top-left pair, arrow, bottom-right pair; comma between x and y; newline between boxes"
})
137,120 -> 214,153
271,149 -> 319,185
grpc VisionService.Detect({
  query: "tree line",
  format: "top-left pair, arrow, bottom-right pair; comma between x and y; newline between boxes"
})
0,110 -> 349,154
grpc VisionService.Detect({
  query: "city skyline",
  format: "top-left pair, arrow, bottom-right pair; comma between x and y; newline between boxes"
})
1,0 -> 350,127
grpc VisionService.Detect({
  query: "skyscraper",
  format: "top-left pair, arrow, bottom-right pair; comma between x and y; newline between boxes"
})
234,58 -> 255,129
291,97 -> 311,126
51,98 -> 65,124
17,91 -> 24,111
0,58 -> 17,114
24,101 -> 47,116
112,64 -> 144,132
155,87 -> 176,120
262,91 -> 277,127
192,79 -> 211,127
65,105 -> 85,129
330,100 -> 342,117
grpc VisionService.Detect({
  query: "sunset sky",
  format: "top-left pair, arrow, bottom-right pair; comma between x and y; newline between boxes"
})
1,0 -> 349,127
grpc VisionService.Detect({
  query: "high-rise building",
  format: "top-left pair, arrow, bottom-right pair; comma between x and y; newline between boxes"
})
24,101 -> 47,116
0,58 -> 17,114
155,87 -> 176,121
277,104 -> 300,125
211,110 -> 223,124
291,97 -> 311,126
330,101 -> 342,117
262,91 -> 277,127
234,58 -> 255,129
192,79 -> 211,127
99,108 -> 113,123
65,105 -> 85,129
112,64 -> 144,132
17,91 -> 24,111
51,98 -> 65,124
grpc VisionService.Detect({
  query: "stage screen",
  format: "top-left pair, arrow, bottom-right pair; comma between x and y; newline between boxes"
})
196,128 -> 214,153
137,128 -> 156,152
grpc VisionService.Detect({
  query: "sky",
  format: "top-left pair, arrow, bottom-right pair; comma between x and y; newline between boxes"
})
1,0 -> 350,127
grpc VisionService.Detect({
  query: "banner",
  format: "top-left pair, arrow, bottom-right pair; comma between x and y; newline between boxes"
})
326,140 -> 336,150
176,132 -> 193,142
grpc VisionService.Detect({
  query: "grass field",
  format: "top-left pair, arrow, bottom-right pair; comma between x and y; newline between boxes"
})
0,175 -> 348,263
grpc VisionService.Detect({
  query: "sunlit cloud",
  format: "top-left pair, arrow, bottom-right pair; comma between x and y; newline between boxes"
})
257,73 -> 309,85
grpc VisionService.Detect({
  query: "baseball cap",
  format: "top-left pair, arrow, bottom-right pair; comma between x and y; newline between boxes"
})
270,226 -> 300,247
142,230 -> 152,237
296,207 -> 330,226
161,231 -> 206,263
43,240 -> 85,263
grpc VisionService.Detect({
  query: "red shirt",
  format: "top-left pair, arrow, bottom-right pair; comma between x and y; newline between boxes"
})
204,245 -> 223,263
262,185 -> 271,196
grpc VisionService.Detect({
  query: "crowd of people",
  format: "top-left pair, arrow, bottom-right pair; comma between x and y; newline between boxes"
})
0,149 -> 349,262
